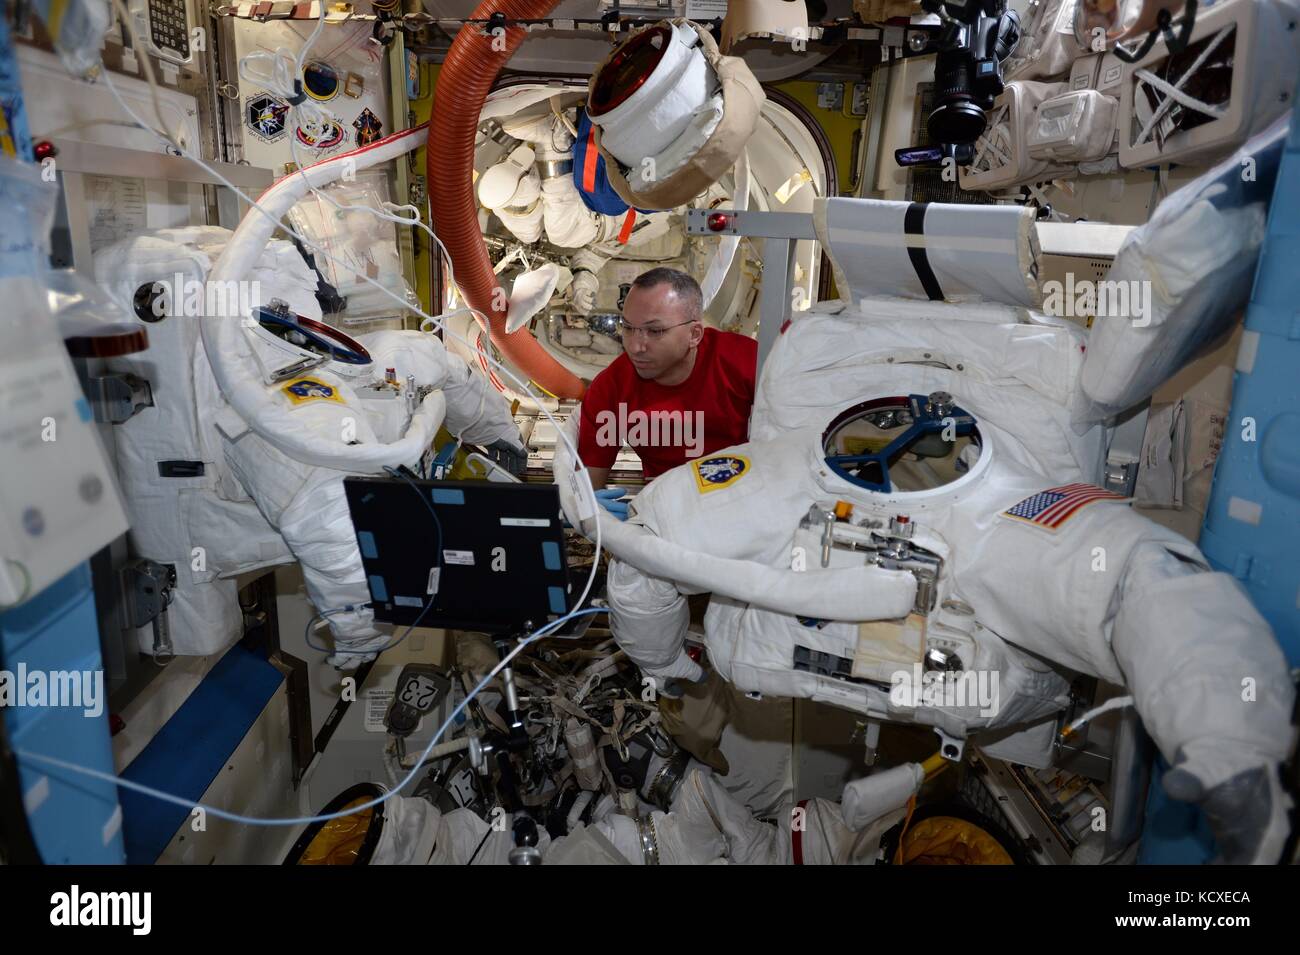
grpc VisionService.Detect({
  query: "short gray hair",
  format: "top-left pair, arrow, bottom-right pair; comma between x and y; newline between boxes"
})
631,267 -> 702,322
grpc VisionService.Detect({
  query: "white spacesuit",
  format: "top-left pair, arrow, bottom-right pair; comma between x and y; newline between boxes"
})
94,227 -> 525,666
480,102 -> 676,315
556,142 -> 1296,863
210,324 -> 525,667
582,330 -> 1292,863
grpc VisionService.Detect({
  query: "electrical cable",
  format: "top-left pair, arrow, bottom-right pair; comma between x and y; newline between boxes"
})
15,0 -> 614,830
15,605 -> 607,827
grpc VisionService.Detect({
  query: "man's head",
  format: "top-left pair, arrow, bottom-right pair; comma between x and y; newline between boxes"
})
620,267 -> 705,383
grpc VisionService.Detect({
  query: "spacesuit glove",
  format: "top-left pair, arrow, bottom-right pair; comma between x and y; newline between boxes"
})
639,648 -> 706,696
1163,761 -> 1294,864
485,438 -> 529,477
571,268 -> 600,314
326,629 -> 393,670
595,487 -> 630,520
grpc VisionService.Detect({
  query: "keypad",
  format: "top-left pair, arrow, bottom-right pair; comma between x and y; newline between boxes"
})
148,0 -> 191,59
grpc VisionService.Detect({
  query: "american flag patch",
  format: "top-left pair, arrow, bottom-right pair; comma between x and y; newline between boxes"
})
1002,483 -> 1128,531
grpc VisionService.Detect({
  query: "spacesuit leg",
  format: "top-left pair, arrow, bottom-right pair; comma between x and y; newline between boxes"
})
279,468 -> 391,669
605,558 -> 704,688
223,429 -> 389,669
1110,543 -> 1296,863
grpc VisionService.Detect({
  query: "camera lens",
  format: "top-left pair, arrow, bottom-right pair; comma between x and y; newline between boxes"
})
928,51 -> 989,145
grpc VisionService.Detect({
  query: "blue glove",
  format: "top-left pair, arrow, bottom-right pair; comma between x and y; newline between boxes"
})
595,487 -> 630,520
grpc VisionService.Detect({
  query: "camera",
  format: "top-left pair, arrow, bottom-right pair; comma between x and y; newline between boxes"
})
895,0 -> 1022,168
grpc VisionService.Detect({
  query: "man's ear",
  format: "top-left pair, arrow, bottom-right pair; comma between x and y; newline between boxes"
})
688,321 -> 706,347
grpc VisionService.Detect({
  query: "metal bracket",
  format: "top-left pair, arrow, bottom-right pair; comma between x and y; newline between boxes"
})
86,372 -> 154,424
1104,402 -> 1151,497
934,726 -> 965,761
120,559 -> 177,664
409,175 -> 426,207
685,208 -> 818,377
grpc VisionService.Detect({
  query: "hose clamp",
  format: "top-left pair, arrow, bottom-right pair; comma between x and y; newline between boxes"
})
636,814 -> 661,865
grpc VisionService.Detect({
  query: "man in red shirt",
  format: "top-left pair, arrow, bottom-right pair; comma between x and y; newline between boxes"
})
576,268 -> 757,515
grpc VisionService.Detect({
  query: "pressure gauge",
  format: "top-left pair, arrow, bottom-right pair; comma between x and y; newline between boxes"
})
385,664 -> 450,738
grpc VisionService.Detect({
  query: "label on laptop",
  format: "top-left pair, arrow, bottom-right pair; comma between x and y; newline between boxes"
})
443,550 -> 475,565
394,595 -> 424,608
501,517 -> 550,527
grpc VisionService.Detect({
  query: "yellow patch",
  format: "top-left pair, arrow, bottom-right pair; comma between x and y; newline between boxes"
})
840,436 -> 892,456
282,377 -> 345,406
691,454 -> 750,493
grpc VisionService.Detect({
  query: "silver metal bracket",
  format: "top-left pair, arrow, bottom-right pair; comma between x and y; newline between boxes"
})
87,372 -> 153,424
934,727 -> 965,762
120,558 -> 177,664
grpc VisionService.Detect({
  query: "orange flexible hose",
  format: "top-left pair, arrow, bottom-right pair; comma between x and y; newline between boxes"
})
428,1 -> 586,399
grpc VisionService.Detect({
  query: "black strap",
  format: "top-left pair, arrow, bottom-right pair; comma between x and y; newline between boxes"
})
904,202 -> 945,301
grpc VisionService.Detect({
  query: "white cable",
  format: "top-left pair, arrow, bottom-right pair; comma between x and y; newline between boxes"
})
1061,695 -> 1134,740
1133,25 -> 1233,147
15,607 -> 606,828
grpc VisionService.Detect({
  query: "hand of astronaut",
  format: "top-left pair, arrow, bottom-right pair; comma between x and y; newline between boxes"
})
1162,762 -> 1294,864
595,487 -> 630,520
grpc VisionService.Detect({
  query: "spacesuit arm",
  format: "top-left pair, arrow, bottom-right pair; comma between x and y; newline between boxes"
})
437,345 -> 526,454
553,414 -> 917,620
1109,542 -> 1295,862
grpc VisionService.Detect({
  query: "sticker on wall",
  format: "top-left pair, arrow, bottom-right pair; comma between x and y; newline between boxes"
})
353,107 -> 383,146
295,121 -> 346,150
245,92 -> 289,143
302,62 -> 341,102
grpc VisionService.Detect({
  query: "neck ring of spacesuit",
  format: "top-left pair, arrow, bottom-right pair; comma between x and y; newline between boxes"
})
247,300 -> 375,383
816,391 -> 992,510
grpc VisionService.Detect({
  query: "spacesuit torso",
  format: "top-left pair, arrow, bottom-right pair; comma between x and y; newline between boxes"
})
624,405 -> 1203,751
576,298 -> 1290,799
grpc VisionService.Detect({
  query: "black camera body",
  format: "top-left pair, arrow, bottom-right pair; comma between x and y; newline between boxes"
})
896,0 -> 1022,169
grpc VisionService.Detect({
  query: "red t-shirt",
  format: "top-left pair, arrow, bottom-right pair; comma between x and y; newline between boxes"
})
578,328 -> 758,479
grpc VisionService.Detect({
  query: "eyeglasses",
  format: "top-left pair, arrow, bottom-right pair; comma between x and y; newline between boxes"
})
616,317 -> 695,341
